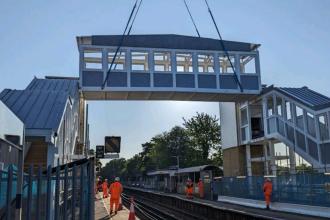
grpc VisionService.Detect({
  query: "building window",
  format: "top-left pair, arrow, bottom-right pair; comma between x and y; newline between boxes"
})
285,101 -> 293,122
176,53 -> 193,72
198,54 -> 214,73
131,51 -> 149,71
154,52 -> 171,72
295,106 -> 304,130
240,55 -> 256,74
241,108 -> 248,126
108,51 -> 126,71
240,108 -> 249,142
318,113 -> 329,141
84,49 -> 102,69
219,55 -> 235,73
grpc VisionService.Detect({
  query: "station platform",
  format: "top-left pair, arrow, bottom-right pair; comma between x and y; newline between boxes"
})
125,187 -> 328,220
95,192 -> 139,220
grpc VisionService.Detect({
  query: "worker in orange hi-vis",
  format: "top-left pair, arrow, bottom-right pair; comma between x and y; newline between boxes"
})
109,177 -> 123,215
95,177 -> 101,196
197,178 -> 204,199
185,178 -> 194,199
102,179 -> 109,198
263,178 -> 273,210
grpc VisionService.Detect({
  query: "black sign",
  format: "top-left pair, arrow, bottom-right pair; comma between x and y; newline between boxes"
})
105,136 -> 121,153
96,145 -> 104,158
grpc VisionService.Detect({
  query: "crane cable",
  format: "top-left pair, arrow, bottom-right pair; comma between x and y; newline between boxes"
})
183,0 -> 201,37
110,0 -> 143,72
102,0 -> 143,89
204,0 -> 243,92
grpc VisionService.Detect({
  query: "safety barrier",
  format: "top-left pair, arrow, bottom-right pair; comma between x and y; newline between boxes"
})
213,174 -> 330,207
0,157 -> 95,220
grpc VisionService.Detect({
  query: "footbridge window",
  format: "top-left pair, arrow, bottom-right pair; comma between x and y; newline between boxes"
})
131,51 -> 149,71
240,55 -> 256,74
318,113 -> 329,141
154,52 -> 171,72
295,106 -> 304,130
306,112 -> 316,137
276,97 -> 283,116
83,49 -> 102,70
219,55 -> 235,73
198,54 -> 214,73
176,53 -> 193,72
285,101 -> 293,122
267,96 -> 274,116
108,50 -> 126,71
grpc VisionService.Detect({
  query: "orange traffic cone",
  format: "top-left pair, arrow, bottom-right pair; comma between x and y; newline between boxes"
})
128,197 -> 135,220
118,197 -> 123,211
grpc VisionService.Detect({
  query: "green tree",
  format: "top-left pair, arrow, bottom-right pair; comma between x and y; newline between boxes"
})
183,112 -> 221,161
99,158 -> 127,181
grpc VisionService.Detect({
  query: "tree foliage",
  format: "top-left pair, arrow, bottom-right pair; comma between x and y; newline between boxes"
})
100,112 -> 222,181
183,112 -> 221,161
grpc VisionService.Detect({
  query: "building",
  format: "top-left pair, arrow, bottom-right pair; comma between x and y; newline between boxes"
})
0,76 -> 88,168
221,86 -> 330,176
0,100 -> 24,169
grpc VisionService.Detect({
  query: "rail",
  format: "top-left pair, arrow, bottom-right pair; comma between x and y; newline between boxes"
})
123,187 -> 281,220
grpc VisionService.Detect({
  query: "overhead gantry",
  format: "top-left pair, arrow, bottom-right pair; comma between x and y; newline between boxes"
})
77,34 -> 261,102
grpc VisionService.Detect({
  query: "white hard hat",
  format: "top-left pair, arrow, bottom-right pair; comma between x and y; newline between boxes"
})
115,177 -> 120,181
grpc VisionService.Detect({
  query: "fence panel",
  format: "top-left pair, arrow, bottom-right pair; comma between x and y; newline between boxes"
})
215,174 -> 330,207
0,157 -> 95,220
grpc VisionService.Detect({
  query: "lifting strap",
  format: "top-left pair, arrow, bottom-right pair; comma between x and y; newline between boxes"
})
204,0 -> 243,92
102,0 -> 143,89
183,0 -> 201,37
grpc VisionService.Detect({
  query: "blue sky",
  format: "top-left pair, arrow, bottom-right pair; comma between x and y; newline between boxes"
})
0,0 -> 329,159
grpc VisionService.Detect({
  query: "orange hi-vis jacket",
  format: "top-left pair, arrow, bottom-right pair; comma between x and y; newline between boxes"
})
102,182 -> 108,193
110,182 -> 123,199
198,180 -> 204,196
263,181 -> 273,196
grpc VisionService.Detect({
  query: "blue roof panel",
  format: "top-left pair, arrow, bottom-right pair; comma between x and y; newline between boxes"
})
263,86 -> 330,111
0,77 -> 78,131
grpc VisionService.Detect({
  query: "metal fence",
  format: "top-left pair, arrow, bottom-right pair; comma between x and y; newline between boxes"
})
0,157 -> 95,220
213,173 -> 330,207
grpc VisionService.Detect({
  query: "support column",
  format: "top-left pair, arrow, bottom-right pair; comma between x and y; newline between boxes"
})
289,146 -> 296,175
269,141 -> 277,176
246,144 -> 252,176
263,142 -> 269,175
78,93 -> 86,155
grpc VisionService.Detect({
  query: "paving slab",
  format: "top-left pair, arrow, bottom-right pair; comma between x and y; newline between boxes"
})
95,192 -> 139,220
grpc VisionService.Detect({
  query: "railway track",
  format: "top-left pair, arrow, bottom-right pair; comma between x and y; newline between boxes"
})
122,193 -> 177,220
122,187 -> 303,220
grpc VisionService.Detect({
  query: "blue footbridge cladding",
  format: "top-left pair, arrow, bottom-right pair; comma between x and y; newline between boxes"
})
77,34 -> 261,101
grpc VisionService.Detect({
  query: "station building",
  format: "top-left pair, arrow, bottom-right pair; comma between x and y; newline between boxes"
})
0,100 -> 24,169
0,77 -> 86,168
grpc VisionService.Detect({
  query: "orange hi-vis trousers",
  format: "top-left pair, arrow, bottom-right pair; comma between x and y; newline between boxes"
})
264,193 -> 271,206
110,197 -> 120,212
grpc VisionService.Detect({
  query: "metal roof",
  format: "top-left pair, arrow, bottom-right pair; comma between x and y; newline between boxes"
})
262,86 -> 330,111
77,34 -> 260,52
0,77 -> 78,133
176,165 -> 221,174
147,170 -> 176,176
147,165 -> 222,176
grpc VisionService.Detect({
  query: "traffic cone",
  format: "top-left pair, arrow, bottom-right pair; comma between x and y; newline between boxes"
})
128,197 -> 135,220
118,197 -> 123,210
